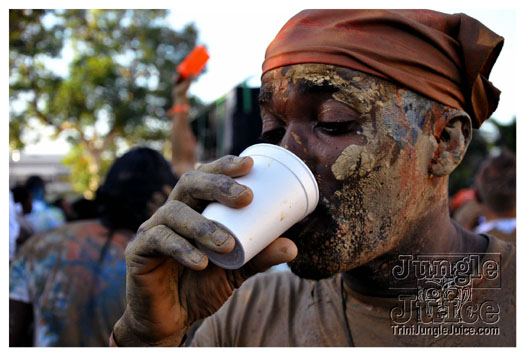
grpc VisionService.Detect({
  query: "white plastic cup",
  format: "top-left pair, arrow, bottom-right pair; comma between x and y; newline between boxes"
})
196,143 -> 319,270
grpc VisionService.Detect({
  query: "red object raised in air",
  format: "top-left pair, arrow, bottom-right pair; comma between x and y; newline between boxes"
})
177,45 -> 209,79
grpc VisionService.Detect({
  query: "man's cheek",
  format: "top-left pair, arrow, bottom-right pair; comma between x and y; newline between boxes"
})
329,120 -> 381,182
330,144 -> 376,181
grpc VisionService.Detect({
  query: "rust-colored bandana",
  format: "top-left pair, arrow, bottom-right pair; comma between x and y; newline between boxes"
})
262,10 -> 503,128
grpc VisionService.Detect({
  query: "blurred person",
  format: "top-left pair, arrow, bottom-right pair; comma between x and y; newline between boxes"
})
474,149 -> 516,244
24,175 -> 66,233
111,10 -> 515,347
71,197 -> 101,221
9,147 -> 178,346
450,188 -> 484,230
52,196 -> 76,222
12,184 -> 33,216
449,188 -> 477,216
10,191 -> 20,262
10,185 -> 36,257
169,74 -> 198,177
452,199 -> 484,231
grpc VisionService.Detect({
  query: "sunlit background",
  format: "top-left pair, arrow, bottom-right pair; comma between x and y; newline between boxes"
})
14,6 -> 517,157
7,2 -> 519,203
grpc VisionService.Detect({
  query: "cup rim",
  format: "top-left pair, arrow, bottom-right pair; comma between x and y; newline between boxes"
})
240,143 -> 319,214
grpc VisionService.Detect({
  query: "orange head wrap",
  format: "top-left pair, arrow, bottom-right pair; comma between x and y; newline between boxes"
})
262,10 -> 503,128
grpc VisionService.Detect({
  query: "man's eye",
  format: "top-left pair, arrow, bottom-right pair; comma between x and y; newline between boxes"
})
315,121 -> 360,135
260,127 -> 286,144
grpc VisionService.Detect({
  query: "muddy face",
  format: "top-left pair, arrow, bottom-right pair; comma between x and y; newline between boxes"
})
260,64 -> 454,280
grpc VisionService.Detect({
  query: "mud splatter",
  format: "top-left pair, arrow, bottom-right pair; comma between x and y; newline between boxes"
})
290,131 -> 301,144
262,64 -> 470,280
331,145 -> 376,180
276,64 -> 388,120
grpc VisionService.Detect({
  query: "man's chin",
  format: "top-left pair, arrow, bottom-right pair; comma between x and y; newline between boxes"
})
283,201 -> 363,280
284,214 -> 345,280
287,257 -> 340,281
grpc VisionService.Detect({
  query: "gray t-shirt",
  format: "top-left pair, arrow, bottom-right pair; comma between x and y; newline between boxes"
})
191,234 -> 515,346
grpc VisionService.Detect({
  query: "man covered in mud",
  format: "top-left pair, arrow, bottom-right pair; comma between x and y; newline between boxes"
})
111,10 -> 515,346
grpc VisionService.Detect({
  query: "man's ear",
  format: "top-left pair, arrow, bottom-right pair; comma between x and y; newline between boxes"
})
429,111 -> 472,177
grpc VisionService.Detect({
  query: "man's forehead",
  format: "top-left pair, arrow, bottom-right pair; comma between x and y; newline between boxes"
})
261,64 -> 364,90
259,64 -> 394,116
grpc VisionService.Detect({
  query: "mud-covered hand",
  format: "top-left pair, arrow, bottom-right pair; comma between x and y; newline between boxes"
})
112,155 -> 297,346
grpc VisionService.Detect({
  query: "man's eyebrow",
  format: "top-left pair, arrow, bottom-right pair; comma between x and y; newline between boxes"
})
258,79 -> 341,106
296,78 -> 341,95
298,79 -> 342,93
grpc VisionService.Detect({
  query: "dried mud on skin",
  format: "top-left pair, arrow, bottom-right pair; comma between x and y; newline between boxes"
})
264,64 -> 463,278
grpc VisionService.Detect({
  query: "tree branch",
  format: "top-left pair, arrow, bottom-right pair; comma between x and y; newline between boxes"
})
29,85 -> 54,128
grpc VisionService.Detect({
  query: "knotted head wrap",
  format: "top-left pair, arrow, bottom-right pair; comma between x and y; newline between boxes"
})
262,10 -> 503,128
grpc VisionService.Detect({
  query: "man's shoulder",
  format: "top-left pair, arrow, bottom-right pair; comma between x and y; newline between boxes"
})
458,227 -> 515,269
483,232 -> 515,264
483,233 -> 515,288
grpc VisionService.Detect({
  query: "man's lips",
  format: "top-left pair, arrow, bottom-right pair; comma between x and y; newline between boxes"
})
284,205 -> 327,242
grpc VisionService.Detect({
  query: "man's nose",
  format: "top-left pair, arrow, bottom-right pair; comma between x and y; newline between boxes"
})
279,126 -> 309,162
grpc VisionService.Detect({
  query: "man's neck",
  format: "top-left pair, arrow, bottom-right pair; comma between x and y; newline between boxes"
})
342,203 -> 489,297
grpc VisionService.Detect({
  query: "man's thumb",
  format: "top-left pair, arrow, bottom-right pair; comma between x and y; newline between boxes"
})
240,237 -> 297,278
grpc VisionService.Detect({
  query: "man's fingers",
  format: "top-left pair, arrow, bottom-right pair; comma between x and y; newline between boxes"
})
168,170 -> 253,210
240,238 -> 298,278
127,225 -> 208,272
138,200 -> 235,254
197,155 -> 254,177
164,155 -> 254,211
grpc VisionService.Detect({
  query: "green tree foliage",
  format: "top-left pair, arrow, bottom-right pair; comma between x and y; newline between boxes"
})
10,9 -> 200,196
61,143 -> 113,199
10,9 -> 65,150
492,117 -> 516,153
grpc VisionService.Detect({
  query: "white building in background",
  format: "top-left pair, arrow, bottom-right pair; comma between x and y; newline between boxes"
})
9,153 -> 73,198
